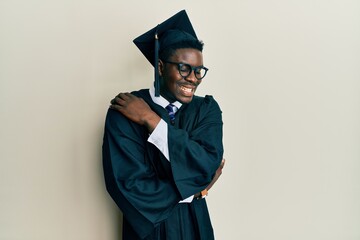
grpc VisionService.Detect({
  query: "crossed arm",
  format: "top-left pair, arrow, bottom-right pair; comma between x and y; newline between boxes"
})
110,92 -> 225,196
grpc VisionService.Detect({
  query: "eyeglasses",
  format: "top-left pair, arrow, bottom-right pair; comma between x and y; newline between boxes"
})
163,61 -> 208,80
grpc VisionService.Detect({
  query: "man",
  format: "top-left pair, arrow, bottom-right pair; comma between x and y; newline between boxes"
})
102,10 -> 225,240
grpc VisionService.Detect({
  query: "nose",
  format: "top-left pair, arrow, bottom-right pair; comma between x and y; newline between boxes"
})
184,70 -> 198,84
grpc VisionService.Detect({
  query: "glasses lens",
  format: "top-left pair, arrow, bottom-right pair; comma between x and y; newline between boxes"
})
194,67 -> 207,79
194,67 -> 208,80
178,64 -> 191,77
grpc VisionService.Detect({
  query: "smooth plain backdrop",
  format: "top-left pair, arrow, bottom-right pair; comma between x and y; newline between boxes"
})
1,0 -> 359,239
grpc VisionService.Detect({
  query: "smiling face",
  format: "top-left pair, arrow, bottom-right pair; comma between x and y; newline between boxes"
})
159,48 -> 203,104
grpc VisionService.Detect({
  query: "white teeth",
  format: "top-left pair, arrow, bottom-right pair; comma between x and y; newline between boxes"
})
180,86 -> 192,93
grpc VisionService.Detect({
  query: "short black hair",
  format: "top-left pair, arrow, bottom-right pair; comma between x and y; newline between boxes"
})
159,40 -> 204,61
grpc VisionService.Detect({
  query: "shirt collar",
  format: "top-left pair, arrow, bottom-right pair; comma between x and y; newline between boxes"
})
149,85 -> 182,110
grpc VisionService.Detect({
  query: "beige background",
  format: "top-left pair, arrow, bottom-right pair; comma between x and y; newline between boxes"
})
1,0 -> 359,239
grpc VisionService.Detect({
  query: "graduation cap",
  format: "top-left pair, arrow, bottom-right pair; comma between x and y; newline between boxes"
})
133,10 -> 198,96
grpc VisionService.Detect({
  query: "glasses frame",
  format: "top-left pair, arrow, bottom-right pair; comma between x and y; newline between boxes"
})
163,61 -> 208,80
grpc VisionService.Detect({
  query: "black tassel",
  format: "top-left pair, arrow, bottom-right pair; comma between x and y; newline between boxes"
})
154,25 -> 160,97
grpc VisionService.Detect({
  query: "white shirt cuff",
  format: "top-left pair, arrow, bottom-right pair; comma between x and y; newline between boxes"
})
179,195 -> 194,203
147,119 -> 169,161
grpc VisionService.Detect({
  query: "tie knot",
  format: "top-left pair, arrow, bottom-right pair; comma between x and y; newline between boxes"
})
165,104 -> 176,114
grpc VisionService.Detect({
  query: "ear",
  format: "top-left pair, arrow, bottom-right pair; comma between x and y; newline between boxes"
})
158,60 -> 164,77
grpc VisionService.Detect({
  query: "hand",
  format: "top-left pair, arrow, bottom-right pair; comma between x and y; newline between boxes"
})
206,158 -> 225,191
110,92 -> 161,132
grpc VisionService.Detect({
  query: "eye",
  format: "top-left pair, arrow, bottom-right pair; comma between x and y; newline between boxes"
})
195,67 -> 205,76
179,64 -> 190,73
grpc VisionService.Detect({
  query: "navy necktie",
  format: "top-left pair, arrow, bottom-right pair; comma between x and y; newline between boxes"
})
165,104 -> 177,125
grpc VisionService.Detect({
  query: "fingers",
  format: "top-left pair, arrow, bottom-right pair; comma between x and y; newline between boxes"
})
111,92 -> 131,102
110,92 -> 133,108
220,158 -> 225,169
110,96 -> 123,106
218,158 -> 225,170
117,92 -> 134,100
109,103 -> 122,111
215,158 -> 225,176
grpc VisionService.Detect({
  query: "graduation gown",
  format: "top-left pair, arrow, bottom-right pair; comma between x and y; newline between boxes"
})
102,89 -> 224,240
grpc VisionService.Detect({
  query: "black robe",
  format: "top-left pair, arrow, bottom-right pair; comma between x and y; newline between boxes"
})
102,89 -> 223,240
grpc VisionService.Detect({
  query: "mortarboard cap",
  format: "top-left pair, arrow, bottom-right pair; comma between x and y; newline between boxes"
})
133,10 -> 198,96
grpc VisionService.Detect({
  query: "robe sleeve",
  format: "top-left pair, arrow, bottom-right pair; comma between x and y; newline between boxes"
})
168,95 -> 224,199
102,109 -> 182,239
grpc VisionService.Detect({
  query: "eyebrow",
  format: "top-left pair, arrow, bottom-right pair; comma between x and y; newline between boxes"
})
176,61 -> 205,68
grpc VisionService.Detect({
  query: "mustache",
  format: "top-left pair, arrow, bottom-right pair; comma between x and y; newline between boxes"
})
179,80 -> 201,87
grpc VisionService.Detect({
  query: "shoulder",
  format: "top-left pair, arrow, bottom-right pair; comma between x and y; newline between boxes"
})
190,95 -> 222,113
105,89 -> 149,133
178,95 -> 222,125
131,89 -> 150,99
104,108 -> 127,129
105,108 -> 146,139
